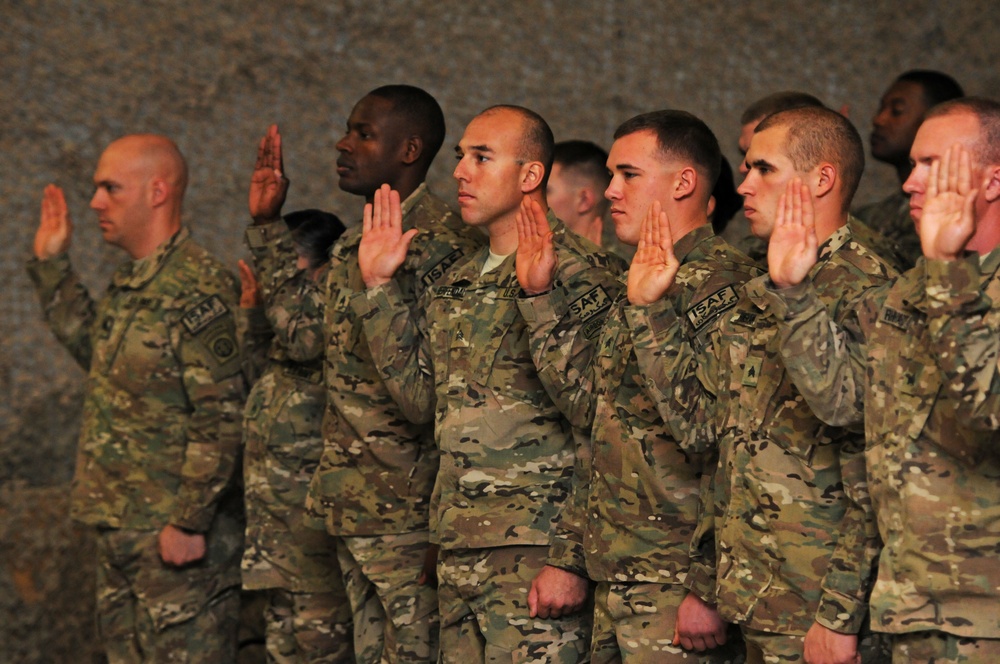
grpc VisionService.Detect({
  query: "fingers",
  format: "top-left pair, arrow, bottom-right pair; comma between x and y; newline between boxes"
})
941,143 -> 955,195
648,200 -> 661,249
657,206 -> 675,259
957,144 -> 972,195
270,123 -> 284,175
529,197 -> 550,236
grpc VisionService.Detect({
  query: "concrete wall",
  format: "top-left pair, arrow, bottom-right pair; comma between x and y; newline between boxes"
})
1,0 -> 995,659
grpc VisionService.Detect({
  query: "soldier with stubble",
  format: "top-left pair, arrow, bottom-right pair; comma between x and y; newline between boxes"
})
28,135 -> 245,662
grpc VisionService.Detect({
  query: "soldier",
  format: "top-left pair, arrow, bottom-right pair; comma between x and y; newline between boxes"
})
855,70 -> 964,269
764,97 -> 1000,663
645,107 -> 896,663
353,105 -> 623,662
301,85 -> 484,663
515,110 -> 757,662
238,125 -> 354,663
28,135 -> 245,662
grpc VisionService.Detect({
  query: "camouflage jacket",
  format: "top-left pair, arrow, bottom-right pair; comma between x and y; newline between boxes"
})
519,225 -> 756,584
694,225 -> 895,635
854,191 -> 919,270
306,184 -> 483,536
27,228 -> 245,533
354,214 -> 622,550
767,250 -> 1000,638
238,222 -> 338,591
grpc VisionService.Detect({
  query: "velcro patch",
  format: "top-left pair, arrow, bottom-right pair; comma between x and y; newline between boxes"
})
421,249 -> 465,287
496,287 -> 521,300
687,286 -> 739,333
283,365 -> 322,384
569,286 -> 612,323
434,286 -> 466,300
181,295 -> 229,335
880,307 -> 911,330
742,356 -> 763,387
732,311 -> 757,328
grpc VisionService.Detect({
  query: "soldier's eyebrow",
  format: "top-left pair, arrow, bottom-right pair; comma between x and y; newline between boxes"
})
613,162 -> 642,172
750,158 -> 777,171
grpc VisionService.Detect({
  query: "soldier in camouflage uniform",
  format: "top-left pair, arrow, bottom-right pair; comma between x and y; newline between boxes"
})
514,110 -> 755,663
302,86 -> 484,663
238,124 -> 354,663
646,109 -> 896,663
764,98 -> 1000,664
854,70 -> 965,270
27,135 -> 244,663
354,106 -> 622,663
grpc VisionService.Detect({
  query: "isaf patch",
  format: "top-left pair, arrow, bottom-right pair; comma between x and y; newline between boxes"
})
421,249 -> 465,287
569,286 -> 611,323
181,295 -> 229,335
687,286 -> 739,333
880,306 -> 911,330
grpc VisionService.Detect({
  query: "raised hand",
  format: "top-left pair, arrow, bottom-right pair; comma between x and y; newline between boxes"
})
248,124 -> 289,224
158,524 -> 206,566
515,196 -> 556,295
34,184 -> 73,260
919,144 -> 978,261
237,259 -> 261,308
768,178 -> 818,288
627,200 -> 679,306
358,183 -> 418,288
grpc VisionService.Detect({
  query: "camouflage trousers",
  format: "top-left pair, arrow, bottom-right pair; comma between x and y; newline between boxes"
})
742,625 -> 890,664
95,528 -> 241,663
437,545 -> 591,663
892,631 -> 1000,664
263,588 -> 353,663
591,582 -> 744,664
337,530 -> 439,663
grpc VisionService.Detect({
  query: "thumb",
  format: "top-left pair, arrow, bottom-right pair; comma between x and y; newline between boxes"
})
528,582 -> 539,618
672,622 -> 680,645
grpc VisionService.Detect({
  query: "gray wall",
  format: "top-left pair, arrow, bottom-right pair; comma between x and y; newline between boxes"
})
1,0 -> 996,659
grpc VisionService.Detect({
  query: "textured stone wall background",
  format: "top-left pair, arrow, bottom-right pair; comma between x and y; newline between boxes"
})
1,0 -> 995,659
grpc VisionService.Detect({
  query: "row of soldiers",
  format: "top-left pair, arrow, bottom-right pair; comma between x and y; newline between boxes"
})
28,79 -> 1000,664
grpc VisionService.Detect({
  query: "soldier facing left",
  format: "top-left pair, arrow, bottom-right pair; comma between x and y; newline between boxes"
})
28,134 -> 246,663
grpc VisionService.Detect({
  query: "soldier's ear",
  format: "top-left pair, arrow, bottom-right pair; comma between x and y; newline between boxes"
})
400,135 -> 423,166
577,186 -> 597,215
673,166 -> 697,200
520,161 -> 545,194
983,163 -> 1000,203
149,177 -> 169,208
813,163 -> 836,199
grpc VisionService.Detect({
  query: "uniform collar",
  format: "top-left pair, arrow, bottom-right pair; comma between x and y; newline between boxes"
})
111,227 -> 189,290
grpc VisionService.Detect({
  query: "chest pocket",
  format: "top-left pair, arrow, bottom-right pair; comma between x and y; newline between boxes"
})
102,294 -> 175,395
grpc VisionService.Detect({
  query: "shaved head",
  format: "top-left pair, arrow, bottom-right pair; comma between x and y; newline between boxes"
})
104,134 -> 188,200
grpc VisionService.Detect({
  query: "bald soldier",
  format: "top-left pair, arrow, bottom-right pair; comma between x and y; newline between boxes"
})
29,135 -> 245,662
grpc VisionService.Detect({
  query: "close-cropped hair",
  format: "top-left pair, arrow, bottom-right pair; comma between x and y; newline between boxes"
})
740,91 -> 825,126
896,70 -> 965,108
554,140 -> 610,186
756,106 -> 865,210
285,209 -> 347,269
481,104 -> 555,187
614,109 -> 723,194
369,84 -> 447,164
925,97 -> 1000,166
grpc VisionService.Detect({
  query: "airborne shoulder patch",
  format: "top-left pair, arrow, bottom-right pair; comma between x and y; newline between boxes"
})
181,295 -> 229,335
687,285 -> 739,332
880,306 -> 911,330
569,286 -> 612,323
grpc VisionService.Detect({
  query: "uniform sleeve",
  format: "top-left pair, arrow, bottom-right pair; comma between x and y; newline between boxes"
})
625,297 -> 720,452
236,305 -> 272,385
245,221 -> 325,362
760,277 -> 872,429
920,255 -> 1000,431
26,253 -> 96,370
171,283 -> 246,532
352,279 -> 436,425
685,465 -> 719,602
814,434 -> 882,633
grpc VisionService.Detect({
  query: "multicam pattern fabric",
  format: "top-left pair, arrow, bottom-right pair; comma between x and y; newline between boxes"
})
768,249 -> 1000,639
239,221 -> 344,594
354,213 -> 623,550
27,228 -> 245,533
854,191 -> 921,270
306,184 -> 483,536
518,225 -> 757,591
